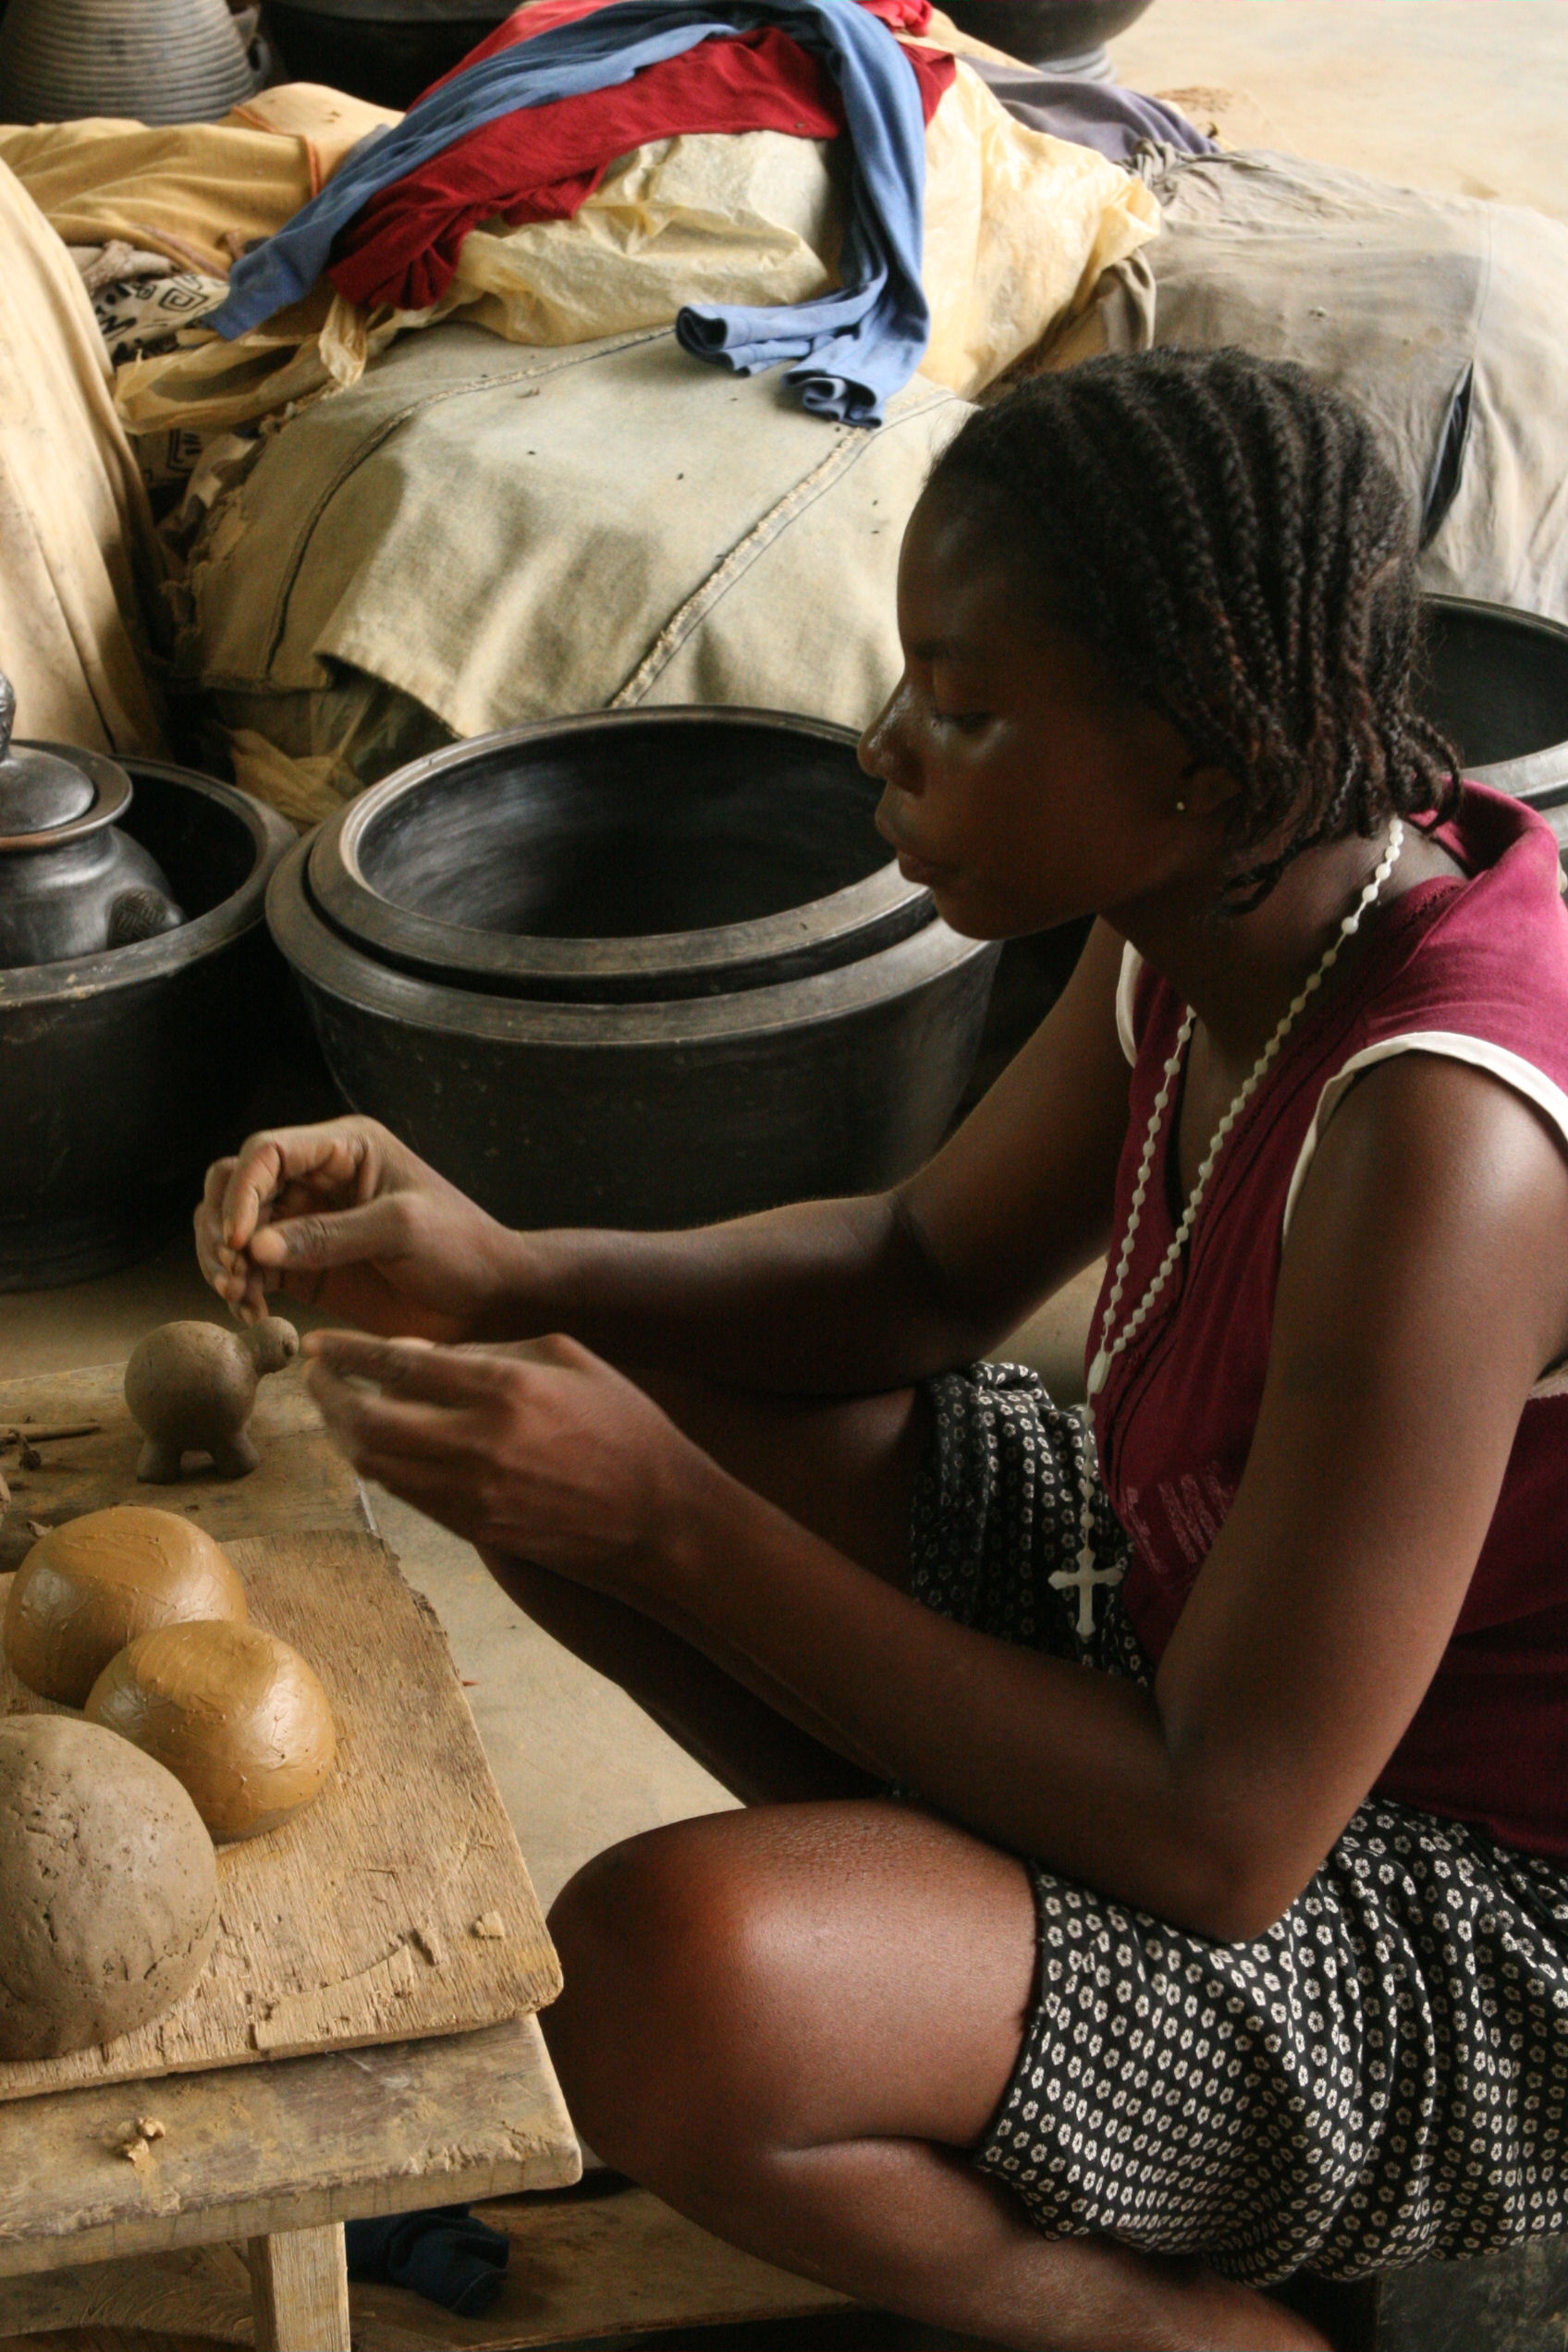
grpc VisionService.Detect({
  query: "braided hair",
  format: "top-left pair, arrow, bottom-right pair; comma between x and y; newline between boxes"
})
926,349 -> 1461,904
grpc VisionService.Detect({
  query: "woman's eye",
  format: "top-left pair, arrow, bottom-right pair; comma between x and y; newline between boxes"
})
934,709 -> 989,734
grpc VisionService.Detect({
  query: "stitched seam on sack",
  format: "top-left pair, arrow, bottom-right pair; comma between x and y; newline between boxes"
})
609,388 -> 964,708
255,329 -> 668,675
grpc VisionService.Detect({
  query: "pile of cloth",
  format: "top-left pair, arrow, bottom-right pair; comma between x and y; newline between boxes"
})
0,0 -> 1182,786
9,0 -> 1565,822
0,0 -> 1162,486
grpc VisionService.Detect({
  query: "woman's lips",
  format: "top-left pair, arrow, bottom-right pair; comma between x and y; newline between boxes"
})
875,797 -> 950,887
892,844 -> 949,887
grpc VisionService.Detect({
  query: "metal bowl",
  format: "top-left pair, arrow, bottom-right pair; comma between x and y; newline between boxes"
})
1,763 -> 294,1290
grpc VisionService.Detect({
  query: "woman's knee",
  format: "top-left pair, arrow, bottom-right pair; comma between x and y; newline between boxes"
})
543,1818 -> 787,2175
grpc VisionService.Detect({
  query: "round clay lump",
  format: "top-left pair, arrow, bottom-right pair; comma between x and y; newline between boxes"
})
0,1714 -> 216,2061
87,1618 -> 337,1842
4,1505 -> 247,1707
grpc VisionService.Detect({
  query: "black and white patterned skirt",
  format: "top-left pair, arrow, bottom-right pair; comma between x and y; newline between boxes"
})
912,1362 -> 1568,2285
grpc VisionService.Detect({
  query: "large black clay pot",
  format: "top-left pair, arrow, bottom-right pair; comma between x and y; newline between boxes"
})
269,708 -> 999,1231
1417,596 -> 1568,810
263,0 -> 514,110
1,763 -> 295,1290
938,0 -> 1157,73
306,709 -> 935,999
0,0 -> 256,126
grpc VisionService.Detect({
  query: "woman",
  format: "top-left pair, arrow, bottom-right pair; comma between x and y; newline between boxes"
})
198,351 -> 1568,2349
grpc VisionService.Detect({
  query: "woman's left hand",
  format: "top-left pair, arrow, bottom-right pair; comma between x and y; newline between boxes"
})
303,1329 -> 703,1598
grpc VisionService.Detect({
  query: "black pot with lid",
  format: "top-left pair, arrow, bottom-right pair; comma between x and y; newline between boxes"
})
0,670 -> 184,969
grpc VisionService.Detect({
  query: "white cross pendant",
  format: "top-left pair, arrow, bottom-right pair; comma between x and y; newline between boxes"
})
1049,1537 -> 1124,1640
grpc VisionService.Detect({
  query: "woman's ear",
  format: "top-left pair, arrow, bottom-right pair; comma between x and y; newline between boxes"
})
1180,759 -> 1243,822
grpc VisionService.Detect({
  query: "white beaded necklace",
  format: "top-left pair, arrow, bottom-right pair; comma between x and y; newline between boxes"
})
1085,817 -> 1407,1403
1047,819 -> 1408,1645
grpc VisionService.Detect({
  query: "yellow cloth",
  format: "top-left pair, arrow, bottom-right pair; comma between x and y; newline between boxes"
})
918,64 -> 1158,394
0,85 -> 397,278
438,122 -> 842,350
0,162 -> 163,754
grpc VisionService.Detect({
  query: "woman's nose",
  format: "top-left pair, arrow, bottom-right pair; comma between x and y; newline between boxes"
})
858,679 -> 910,785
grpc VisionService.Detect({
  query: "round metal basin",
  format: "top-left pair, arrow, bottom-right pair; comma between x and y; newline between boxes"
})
1418,595 -> 1568,808
1,763 -> 294,1290
269,706 -> 999,1231
306,708 -> 933,1002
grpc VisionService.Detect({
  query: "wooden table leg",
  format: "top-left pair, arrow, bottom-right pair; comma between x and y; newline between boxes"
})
248,2221 -> 350,2352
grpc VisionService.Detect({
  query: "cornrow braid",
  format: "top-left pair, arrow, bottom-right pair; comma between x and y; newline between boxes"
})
927,349 -> 1461,904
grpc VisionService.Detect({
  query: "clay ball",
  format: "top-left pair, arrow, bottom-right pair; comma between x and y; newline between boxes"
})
0,1714 -> 216,2061
4,1506 -> 247,1708
86,1619 -> 337,1843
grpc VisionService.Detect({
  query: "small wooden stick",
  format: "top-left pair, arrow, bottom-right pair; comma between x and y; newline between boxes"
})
0,1422 -> 104,1451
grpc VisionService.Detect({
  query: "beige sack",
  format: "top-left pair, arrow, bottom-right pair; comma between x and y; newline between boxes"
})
179,324 -> 970,812
0,162 -> 162,753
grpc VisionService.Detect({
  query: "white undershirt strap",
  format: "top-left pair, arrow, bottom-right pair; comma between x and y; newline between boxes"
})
1115,941 -> 1143,1068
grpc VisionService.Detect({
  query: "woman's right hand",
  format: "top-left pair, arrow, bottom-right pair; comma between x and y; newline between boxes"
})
194,1118 -> 517,1341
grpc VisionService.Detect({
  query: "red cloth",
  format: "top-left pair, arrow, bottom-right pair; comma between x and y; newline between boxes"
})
328,1 -> 954,315
1092,785 -> 1568,1859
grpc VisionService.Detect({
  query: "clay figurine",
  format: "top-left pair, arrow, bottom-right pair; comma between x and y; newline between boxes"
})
125,1317 -> 300,1483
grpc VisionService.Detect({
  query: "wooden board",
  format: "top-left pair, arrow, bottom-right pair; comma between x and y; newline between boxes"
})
0,2015 -> 578,2284
0,2186 -> 848,2345
0,1531 -> 561,2100
0,1361 -> 365,1576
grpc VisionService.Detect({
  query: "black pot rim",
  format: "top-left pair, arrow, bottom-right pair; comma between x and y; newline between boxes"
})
271,834 -> 998,1049
307,705 -> 936,1001
1422,593 -> 1568,807
0,758 -> 294,1007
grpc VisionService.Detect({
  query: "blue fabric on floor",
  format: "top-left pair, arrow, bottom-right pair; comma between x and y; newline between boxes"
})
210,0 -> 929,424
345,2202 -> 509,2316
967,56 -> 1217,165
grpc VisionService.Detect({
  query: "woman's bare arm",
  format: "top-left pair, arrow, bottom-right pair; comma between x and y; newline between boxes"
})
307,1052 -> 1568,1939
202,921 -> 1133,1392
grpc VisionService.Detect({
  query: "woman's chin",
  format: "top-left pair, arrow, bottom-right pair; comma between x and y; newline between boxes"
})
929,882 -> 1060,942
925,882 -> 998,939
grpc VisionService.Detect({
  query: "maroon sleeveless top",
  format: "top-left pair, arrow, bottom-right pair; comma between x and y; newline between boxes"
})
1089,785 -> 1568,1859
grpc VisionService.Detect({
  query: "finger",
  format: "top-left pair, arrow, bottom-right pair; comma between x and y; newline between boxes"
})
247,1193 -> 410,1273
195,1163 -> 252,1305
451,1331 -> 596,1373
307,1358 -> 476,1463
220,1124 -> 373,1252
197,1159 -> 238,1260
304,1330 -> 514,1405
349,1451 -> 494,1543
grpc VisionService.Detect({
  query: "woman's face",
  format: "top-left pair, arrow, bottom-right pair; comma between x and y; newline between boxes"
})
858,484 -> 1224,940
